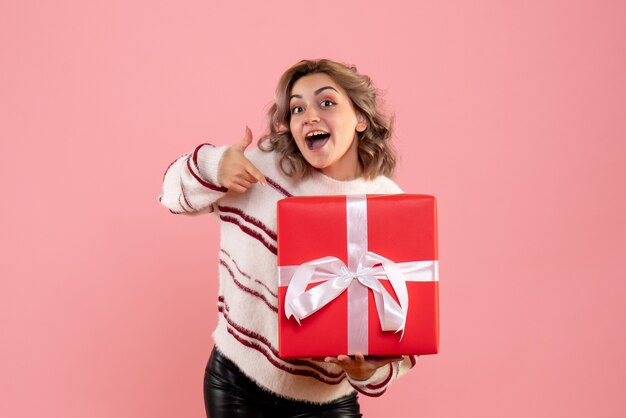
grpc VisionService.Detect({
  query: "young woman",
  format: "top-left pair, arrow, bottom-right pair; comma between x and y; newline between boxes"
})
160,59 -> 418,417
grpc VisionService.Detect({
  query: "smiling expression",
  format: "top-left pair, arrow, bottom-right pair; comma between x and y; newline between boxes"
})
289,73 -> 367,181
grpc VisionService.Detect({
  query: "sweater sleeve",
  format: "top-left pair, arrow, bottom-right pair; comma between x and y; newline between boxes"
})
159,143 -> 229,215
346,355 -> 418,397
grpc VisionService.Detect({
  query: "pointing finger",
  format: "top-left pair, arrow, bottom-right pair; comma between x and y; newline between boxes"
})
229,183 -> 248,193
245,161 -> 267,186
234,178 -> 252,189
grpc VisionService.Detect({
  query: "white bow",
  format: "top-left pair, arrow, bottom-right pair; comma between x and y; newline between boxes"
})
284,251 -> 410,338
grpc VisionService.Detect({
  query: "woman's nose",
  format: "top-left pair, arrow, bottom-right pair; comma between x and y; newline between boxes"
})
303,108 -> 320,125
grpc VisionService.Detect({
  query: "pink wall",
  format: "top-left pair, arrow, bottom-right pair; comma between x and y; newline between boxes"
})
2,0 -> 625,416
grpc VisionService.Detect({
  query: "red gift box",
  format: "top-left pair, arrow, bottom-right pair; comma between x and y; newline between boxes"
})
277,194 -> 439,358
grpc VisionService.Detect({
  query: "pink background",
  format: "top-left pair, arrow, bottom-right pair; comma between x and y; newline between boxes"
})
2,0 -> 625,417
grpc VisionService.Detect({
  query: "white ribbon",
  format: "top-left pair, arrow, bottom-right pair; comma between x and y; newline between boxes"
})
284,251 -> 410,336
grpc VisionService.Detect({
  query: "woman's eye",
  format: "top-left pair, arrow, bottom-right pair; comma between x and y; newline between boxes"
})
291,106 -> 304,114
320,100 -> 335,107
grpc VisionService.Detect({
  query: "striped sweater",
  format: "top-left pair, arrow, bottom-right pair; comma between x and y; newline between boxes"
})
159,143 -> 418,403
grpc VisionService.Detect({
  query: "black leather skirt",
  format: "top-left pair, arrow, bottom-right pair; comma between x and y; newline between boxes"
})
203,347 -> 362,418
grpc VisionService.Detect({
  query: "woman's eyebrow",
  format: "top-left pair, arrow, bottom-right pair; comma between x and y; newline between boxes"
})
289,86 -> 339,102
314,86 -> 339,95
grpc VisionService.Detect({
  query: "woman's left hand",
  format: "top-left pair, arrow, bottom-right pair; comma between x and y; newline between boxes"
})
325,352 -> 403,381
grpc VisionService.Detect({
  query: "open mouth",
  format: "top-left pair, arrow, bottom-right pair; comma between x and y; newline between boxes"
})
305,131 -> 331,150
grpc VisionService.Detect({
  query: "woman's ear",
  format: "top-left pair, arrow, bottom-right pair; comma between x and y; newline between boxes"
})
356,113 -> 368,133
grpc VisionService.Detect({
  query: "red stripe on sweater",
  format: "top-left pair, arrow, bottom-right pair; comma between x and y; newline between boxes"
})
186,155 -> 228,192
365,363 -> 393,390
220,216 -> 278,255
220,249 -> 278,298
180,179 -> 196,210
224,326 -> 344,385
409,355 -> 417,368
223,319 -> 344,385
178,195 -> 191,213
219,259 -> 278,312
218,206 -> 277,241
350,383 -> 387,398
192,143 -> 215,168
265,177 -> 293,197
218,302 -> 344,379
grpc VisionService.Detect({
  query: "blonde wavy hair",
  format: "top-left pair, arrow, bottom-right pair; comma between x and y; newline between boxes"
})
259,59 -> 397,180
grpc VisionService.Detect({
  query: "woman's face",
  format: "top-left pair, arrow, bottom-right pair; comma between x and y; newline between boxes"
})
288,73 -> 367,181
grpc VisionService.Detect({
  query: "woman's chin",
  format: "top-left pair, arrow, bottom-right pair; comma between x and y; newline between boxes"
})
301,153 -> 329,170
307,161 -> 329,172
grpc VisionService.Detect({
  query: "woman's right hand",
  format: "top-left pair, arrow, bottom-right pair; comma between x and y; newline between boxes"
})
217,127 -> 267,193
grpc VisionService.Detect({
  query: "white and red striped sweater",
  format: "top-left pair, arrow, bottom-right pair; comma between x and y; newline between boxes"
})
159,143 -> 418,403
